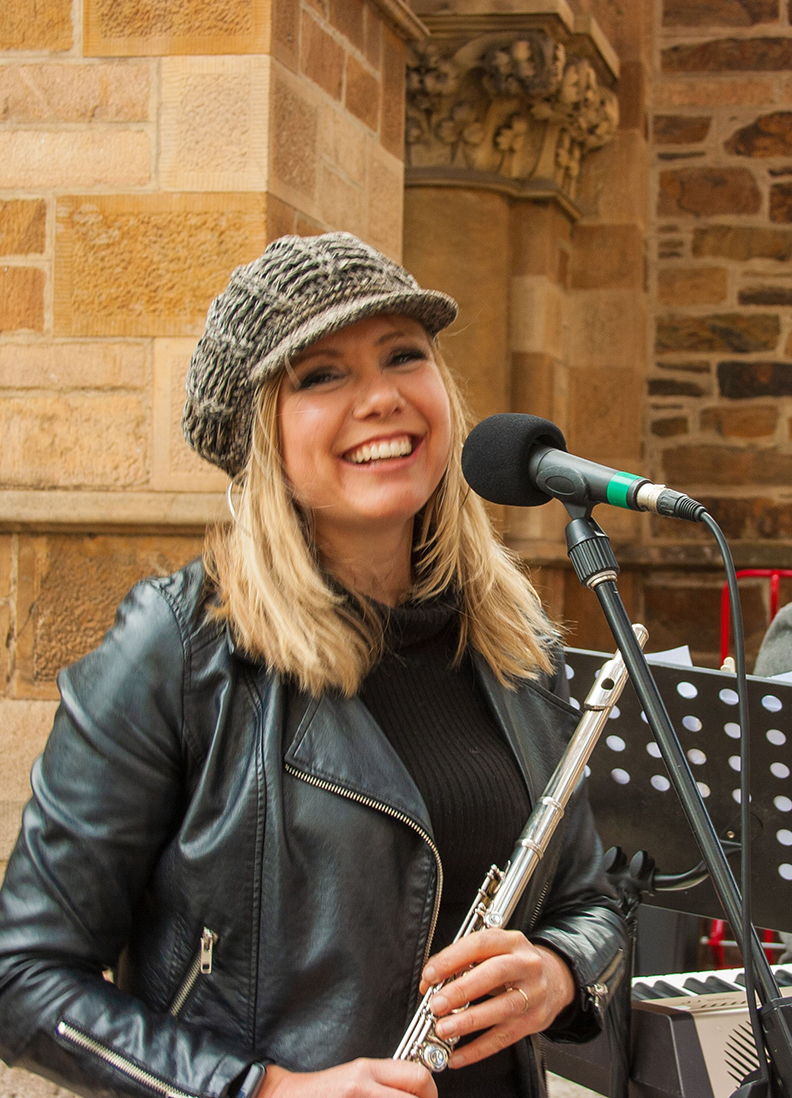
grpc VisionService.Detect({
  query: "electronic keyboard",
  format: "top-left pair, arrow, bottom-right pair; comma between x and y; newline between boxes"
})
544,963 -> 792,1097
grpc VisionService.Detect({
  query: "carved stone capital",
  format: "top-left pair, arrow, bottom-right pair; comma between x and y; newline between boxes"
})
405,7 -> 619,212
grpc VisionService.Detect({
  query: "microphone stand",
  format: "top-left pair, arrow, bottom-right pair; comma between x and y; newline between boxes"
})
562,506 -> 792,1098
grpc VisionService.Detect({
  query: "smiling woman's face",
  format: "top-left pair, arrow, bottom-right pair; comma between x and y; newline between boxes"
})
277,314 -> 452,544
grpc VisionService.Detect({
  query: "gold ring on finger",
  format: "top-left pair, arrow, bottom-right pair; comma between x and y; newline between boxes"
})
507,985 -> 530,1015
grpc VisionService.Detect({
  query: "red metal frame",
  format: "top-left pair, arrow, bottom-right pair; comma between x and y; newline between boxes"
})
707,918 -> 727,968
720,568 -> 792,666
705,919 -> 776,966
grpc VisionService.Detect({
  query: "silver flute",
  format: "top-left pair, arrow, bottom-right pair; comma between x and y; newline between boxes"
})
393,625 -> 647,1072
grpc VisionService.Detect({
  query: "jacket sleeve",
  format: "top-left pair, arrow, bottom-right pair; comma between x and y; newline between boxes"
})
529,648 -> 627,1043
0,579 -> 251,1098
529,782 -> 626,1042
755,602 -> 792,678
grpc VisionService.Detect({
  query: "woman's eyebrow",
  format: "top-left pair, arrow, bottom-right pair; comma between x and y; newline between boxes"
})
376,328 -> 429,346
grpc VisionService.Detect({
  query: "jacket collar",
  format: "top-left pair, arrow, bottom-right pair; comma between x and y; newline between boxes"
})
281,658 -> 577,831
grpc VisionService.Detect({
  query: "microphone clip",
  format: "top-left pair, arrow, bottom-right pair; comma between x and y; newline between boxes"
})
564,513 -> 620,589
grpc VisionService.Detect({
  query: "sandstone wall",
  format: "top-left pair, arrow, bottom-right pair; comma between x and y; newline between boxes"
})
0,3 -> 415,1090
555,0 -> 654,654
0,0 -> 413,843
523,0 -> 792,668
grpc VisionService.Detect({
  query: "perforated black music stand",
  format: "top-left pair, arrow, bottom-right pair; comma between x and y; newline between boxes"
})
564,648 -> 792,933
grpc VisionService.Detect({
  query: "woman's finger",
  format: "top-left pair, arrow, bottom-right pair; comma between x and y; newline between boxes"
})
263,1058 -> 438,1098
434,985 -> 539,1043
428,956 -> 534,1015
368,1058 -> 439,1097
429,946 -> 577,1066
447,1021 -> 530,1069
420,929 -> 526,992
427,943 -> 545,1015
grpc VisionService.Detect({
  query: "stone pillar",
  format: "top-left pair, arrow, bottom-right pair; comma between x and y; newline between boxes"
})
404,187 -> 512,421
403,1 -> 630,628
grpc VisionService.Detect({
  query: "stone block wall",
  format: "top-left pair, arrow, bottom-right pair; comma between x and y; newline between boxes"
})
0,0 -> 413,899
538,0 -> 652,654
1,0 -> 411,517
404,0 -> 791,670
0,0 -> 415,882
483,0 -> 792,671
645,0 -> 792,664
0,0 -> 416,1090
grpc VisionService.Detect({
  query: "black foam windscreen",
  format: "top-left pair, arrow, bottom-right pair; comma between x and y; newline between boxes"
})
461,413 -> 568,507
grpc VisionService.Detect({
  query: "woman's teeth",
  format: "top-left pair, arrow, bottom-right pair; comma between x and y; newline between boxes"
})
346,438 -> 414,464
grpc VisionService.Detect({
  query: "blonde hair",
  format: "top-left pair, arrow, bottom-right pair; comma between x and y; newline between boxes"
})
204,351 -> 555,696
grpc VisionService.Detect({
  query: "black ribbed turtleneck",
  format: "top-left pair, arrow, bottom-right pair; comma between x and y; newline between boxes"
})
358,597 -> 531,1097
358,598 -> 531,951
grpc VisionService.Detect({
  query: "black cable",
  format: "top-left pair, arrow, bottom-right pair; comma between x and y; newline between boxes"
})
702,510 -> 769,1091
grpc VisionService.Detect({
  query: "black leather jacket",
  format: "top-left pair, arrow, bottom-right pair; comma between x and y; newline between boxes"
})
0,560 -> 625,1098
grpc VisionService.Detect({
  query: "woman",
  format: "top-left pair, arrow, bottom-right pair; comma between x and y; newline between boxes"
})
0,233 -> 624,1098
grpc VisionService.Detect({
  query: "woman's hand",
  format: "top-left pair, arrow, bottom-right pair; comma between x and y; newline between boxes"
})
261,1059 -> 437,1097
419,929 -> 576,1069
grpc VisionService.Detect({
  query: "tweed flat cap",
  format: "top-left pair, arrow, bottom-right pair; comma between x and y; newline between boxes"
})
183,232 -> 458,477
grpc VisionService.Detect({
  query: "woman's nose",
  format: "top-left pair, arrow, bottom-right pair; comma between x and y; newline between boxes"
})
353,372 -> 406,417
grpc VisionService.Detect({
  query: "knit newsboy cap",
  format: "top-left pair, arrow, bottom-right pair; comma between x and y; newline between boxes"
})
182,231 -> 458,477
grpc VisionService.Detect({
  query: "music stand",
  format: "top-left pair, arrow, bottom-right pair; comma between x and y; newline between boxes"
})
544,652 -> 792,1097
564,648 -> 792,934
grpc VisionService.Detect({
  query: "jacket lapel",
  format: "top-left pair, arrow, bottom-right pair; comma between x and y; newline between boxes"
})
283,690 -> 434,835
472,653 -> 579,802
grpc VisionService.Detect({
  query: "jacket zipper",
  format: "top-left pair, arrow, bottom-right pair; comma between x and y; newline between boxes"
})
284,764 -> 443,965
585,947 -> 625,1019
56,1020 -> 198,1098
528,875 -> 552,931
168,927 -> 217,1017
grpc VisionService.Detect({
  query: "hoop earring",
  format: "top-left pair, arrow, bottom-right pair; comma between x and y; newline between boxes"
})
226,478 -> 251,536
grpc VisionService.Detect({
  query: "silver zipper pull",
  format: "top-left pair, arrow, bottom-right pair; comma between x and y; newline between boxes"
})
585,981 -> 609,1020
200,928 -> 216,974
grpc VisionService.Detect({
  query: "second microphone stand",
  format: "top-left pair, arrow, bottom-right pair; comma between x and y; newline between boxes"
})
563,506 -> 792,1098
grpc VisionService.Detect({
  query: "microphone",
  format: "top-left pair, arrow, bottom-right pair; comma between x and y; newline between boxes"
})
461,414 -> 706,522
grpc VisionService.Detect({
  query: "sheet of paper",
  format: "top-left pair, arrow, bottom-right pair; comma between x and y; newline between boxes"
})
645,645 -> 693,668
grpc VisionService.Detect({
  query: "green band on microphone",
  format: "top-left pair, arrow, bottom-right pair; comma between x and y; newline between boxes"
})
606,471 -> 642,509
